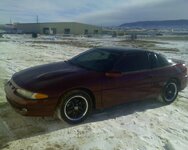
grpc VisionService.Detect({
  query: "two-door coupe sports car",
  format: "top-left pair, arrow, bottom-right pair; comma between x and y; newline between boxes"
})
5,47 -> 187,124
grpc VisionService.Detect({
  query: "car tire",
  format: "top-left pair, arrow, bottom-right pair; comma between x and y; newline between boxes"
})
161,80 -> 178,104
57,90 -> 92,124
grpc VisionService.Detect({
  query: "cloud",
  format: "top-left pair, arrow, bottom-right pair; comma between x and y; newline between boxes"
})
76,0 -> 188,25
0,0 -> 187,25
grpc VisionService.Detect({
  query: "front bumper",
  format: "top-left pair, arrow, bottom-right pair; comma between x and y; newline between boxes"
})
4,80 -> 58,116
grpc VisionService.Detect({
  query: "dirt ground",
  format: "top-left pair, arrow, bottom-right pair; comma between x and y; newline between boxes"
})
0,35 -> 188,150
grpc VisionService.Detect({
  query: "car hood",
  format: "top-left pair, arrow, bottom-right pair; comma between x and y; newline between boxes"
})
12,61 -> 83,90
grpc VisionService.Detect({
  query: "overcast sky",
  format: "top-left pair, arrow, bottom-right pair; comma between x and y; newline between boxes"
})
0,0 -> 188,26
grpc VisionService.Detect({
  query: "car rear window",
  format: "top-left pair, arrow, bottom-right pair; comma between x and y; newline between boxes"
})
156,54 -> 171,67
149,53 -> 171,68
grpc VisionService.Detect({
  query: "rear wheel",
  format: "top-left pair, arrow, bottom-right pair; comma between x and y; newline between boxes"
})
57,90 -> 92,124
161,80 -> 178,104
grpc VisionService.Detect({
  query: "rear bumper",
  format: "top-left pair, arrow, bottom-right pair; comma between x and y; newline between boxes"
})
180,75 -> 188,91
4,80 -> 58,116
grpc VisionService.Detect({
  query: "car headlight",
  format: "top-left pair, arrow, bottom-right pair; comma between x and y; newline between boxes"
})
16,89 -> 48,100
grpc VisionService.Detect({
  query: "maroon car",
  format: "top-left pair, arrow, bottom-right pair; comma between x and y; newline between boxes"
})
4,47 -> 188,124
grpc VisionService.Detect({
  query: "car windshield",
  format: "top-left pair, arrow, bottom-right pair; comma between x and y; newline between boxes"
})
68,49 -> 121,72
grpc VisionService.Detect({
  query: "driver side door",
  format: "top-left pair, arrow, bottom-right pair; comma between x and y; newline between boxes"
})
102,52 -> 153,108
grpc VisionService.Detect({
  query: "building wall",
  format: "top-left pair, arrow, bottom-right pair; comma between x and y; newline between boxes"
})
15,23 -> 40,33
15,22 -> 102,35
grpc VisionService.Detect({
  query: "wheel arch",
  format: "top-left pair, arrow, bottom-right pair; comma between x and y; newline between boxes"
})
168,77 -> 181,91
56,87 -> 96,111
161,77 -> 179,104
78,87 -> 96,109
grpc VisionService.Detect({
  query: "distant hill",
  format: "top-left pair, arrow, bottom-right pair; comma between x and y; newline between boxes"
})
119,19 -> 188,29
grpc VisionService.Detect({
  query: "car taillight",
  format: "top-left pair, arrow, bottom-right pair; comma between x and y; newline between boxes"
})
176,63 -> 187,75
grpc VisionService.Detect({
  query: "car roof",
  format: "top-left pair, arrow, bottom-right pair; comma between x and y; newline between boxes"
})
94,47 -> 151,55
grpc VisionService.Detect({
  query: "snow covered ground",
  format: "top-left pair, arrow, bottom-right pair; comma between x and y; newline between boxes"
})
0,35 -> 188,150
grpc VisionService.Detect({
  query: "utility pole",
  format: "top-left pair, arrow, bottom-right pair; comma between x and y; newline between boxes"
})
10,18 -> 12,24
36,15 -> 39,24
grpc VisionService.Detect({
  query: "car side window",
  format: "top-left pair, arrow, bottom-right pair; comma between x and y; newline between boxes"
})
114,52 -> 150,72
75,50 -> 110,61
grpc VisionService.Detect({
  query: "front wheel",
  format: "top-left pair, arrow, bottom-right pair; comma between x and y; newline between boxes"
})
57,90 -> 92,124
161,80 -> 178,104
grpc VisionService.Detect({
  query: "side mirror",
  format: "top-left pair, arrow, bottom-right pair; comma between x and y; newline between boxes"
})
105,71 -> 123,78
